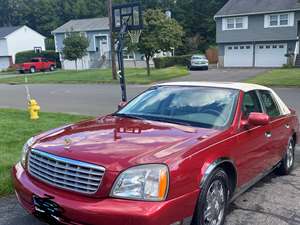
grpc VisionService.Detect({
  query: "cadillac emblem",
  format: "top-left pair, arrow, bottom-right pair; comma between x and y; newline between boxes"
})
64,138 -> 72,150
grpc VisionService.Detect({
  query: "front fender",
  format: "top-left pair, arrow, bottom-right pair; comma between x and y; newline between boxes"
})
199,157 -> 237,189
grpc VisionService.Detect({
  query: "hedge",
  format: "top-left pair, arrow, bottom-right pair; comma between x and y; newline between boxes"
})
15,50 -> 61,68
153,55 -> 192,69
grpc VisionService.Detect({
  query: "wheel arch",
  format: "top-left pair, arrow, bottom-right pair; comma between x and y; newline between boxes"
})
200,157 -> 237,195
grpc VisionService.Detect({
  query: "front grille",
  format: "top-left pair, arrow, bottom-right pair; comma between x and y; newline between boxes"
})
28,149 -> 105,194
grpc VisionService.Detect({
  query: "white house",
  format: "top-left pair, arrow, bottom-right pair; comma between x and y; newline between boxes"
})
0,25 -> 45,70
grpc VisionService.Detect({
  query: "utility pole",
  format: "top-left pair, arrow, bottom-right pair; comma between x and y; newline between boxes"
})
108,0 -> 117,80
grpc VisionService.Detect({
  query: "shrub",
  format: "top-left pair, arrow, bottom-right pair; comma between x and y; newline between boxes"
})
153,55 -> 192,69
15,50 -> 61,68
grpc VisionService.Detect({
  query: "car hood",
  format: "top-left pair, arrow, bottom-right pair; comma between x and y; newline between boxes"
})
32,116 -> 220,171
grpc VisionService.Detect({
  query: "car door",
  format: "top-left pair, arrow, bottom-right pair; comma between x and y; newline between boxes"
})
258,90 -> 290,167
235,91 -> 271,185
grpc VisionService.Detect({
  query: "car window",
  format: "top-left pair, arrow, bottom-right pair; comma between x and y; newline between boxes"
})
117,86 -> 239,129
242,91 -> 262,119
31,59 -> 39,62
259,90 -> 281,118
192,56 -> 206,60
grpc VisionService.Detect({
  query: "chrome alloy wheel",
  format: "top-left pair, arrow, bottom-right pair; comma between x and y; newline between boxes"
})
204,180 -> 226,225
286,141 -> 294,169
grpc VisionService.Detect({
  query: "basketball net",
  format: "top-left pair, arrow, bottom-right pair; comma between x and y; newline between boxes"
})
128,30 -> 142,44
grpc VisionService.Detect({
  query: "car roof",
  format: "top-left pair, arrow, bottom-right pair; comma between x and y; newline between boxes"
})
156,81 -> 271,92
155,82 -> 291,115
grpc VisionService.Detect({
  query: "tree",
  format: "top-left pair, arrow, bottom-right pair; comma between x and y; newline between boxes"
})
62,32 -> 89,70
138,9 -> 184,76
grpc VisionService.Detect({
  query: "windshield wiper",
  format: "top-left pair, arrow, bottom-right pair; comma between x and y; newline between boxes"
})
146,117 -> 193,127
114,113 -> 146,120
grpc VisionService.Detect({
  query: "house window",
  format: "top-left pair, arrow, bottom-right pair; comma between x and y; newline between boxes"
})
273,45 -> 277,49
123,49 -> 135,60
265,13 -> 294,28
240,46 -> 245,49
246,46 -> 251,49
228,46 -> 233,50
223,17 -> 248,30
280,14 -> 289,25
266,45 -> 271,49
259,45 -> 264,49
234,46 -> 238,50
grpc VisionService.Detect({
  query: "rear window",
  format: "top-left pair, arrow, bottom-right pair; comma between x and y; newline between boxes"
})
192,56 -> 206,60
259,90 -> 281,118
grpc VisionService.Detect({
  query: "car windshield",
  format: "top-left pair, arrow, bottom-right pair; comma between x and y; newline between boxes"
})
116,86 -> 239,129
192,56 -> 206,60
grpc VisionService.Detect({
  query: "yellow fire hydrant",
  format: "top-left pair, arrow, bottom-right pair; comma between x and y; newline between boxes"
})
28,99 -> 40,120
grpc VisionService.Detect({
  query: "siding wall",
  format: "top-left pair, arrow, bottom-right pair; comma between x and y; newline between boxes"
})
0,39 -> 9,56
54,30 -> 111,53
216,12 -> 300,43
6,26 -> 45,63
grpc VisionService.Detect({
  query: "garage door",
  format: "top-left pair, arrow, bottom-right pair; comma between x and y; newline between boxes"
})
0,57 -> 10,70
255,44 -> 287,67
224,45 -> 253,67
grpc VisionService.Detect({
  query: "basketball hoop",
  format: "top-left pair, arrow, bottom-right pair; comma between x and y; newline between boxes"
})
128,30 -> 142,44
112,2 -> 143,102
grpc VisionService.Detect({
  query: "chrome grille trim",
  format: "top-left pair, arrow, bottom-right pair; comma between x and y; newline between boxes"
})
28,149 -> 105,194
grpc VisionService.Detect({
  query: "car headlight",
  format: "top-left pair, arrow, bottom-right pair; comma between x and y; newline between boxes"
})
111,164 -> 169,201
21,137 -> 34,168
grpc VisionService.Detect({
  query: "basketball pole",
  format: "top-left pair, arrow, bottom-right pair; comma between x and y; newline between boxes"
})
116,18 -> 130,102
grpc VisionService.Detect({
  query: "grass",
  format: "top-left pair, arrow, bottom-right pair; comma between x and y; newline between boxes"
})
0,67 -> 188,85
0,109 -> 90,196
245,68 -> 300,87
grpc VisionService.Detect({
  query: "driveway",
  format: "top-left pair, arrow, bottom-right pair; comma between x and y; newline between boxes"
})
173,68 -> 268,82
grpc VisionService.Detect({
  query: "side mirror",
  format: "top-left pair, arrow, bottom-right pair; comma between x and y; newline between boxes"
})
248,112 -> 270,126
118,101 -> 127,110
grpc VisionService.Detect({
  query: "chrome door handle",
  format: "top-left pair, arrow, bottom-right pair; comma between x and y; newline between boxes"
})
285,124 -> 290,129
265,131 -> 272,138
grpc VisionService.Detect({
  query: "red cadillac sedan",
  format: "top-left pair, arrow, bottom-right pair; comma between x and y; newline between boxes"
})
13,82 -> 299,225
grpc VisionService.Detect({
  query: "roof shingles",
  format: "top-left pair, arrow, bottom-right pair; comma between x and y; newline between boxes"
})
215,0 -> 300,17
52,17 -> 109,34
0,26 -> 22,38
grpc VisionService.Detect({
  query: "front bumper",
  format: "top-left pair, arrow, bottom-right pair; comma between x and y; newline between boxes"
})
13,163 -> 198,225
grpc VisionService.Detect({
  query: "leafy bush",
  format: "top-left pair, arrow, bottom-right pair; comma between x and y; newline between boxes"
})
153,55 -> 192,69
15,50 -> 61,68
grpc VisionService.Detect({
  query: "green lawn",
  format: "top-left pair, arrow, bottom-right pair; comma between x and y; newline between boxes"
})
0,109 -> 90,196
246,68 -> 300,87
0,67 -> 188,85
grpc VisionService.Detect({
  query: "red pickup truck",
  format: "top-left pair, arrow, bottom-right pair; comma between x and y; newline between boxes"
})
18,57 -> 56,73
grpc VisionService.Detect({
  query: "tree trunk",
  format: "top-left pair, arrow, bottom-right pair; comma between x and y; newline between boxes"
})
75,59 -> 78,71
146,56 -> 151,76
108,0 -> 117,80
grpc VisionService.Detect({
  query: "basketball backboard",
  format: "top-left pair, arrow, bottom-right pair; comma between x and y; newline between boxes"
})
112,2 -> 143,32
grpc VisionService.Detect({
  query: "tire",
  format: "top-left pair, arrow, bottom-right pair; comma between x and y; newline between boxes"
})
276,138 -> 295,175
192,168 -> 229,225
49,65 -> 55,71
205,66 -> 209,70
30,67 -> 36,73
